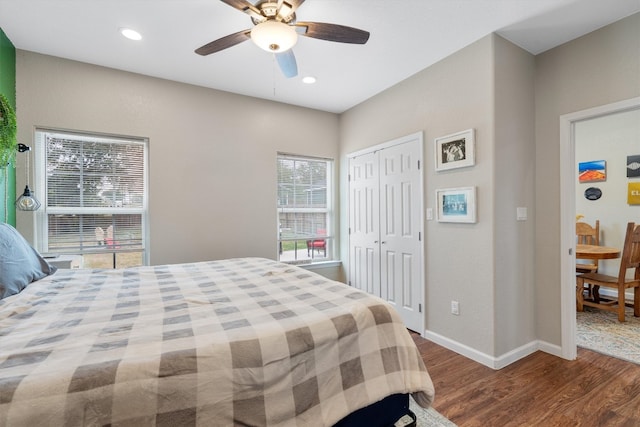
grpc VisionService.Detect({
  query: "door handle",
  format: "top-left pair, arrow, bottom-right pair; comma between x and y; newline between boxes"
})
381,241 -> 387,244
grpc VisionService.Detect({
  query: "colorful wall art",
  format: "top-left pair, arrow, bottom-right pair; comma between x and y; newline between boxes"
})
629,182 -> 640,205
578,160 -> 606,183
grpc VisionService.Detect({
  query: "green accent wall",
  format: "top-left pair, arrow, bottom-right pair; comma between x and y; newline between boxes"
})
0,27 -> 16,225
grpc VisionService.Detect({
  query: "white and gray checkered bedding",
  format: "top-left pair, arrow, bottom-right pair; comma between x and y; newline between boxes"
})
0,257 -> 434,426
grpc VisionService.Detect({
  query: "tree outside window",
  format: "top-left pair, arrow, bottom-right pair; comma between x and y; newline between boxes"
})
35,129 -> 148,269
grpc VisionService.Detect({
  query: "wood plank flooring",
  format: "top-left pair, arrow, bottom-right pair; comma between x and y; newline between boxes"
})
412,334 -> 640,426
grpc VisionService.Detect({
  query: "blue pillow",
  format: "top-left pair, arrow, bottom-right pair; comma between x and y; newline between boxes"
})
0,223 -> 57,300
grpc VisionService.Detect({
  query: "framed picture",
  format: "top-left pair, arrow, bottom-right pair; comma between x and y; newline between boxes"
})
436,186 -> 477,223
627,155 -> 640,178
435,129 -> 475,171
578,160 -> 606,183
629,182 -> 640,205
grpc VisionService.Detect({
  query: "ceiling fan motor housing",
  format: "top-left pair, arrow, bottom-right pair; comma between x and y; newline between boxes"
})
251,1 -> 296,25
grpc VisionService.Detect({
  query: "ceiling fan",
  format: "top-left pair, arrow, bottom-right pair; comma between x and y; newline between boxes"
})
195,0 -> 370,78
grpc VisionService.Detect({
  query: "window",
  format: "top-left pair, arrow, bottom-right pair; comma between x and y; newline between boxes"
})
35,129 -> 148,269
277,153 -> 333,264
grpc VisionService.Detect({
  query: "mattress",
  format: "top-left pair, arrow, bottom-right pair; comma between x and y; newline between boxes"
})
0,257 -> 434,426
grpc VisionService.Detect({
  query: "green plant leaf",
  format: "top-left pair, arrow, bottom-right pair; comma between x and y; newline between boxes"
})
0,93 -> 18,168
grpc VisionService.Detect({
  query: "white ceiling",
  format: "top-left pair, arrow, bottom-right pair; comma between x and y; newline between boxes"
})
1,0 -> 639,113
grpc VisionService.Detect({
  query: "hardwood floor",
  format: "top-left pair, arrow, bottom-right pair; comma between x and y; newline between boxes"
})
412,334 -> 640,426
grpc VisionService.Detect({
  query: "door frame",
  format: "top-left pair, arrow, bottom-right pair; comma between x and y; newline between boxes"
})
559,96 -> 640,360
347,131 -> 425,333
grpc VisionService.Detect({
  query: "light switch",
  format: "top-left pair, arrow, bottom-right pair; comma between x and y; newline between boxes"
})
426,208 -> 433,220
517,207 -> 527,221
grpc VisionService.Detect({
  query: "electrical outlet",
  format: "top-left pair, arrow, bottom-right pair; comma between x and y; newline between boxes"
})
451,300 -> 460,315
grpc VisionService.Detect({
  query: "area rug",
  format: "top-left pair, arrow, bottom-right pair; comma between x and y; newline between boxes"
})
410,397 -> 457,426
576,305 -> 640,365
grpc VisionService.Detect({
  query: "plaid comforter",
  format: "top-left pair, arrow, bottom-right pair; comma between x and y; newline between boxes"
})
0,257 -> 434,426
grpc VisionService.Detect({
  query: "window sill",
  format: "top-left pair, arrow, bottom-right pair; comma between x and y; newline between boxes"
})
299,260 -> 342,270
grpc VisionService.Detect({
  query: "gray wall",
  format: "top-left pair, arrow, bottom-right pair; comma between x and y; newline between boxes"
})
15,51 -> 340,267
493,35 -> 536,355
534,12 -> 640,345
339,34 -> 536,359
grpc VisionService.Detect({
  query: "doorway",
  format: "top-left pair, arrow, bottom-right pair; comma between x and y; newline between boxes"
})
559,97 -> 640,360
347,132 -> 425,332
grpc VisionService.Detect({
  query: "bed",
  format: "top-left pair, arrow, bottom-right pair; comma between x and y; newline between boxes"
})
0,224 -> 434,426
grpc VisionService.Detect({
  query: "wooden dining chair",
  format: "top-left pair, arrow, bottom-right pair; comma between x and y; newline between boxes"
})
576,220 -> 600,274
576,222 -> 640,322
576,220 -> 599,299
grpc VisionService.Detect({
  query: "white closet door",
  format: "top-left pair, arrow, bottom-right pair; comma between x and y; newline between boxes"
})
348,134 -> 424,333
378,140 -> 423,331
348,152 -> 380,297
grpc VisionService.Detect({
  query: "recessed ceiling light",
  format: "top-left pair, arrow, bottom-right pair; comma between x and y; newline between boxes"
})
120,28 -> 142,41
302,76 -> 316,84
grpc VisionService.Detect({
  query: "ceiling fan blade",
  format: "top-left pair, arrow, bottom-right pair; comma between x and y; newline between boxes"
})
195,29 -> 251,56
295,22 -> 370,44
276,50 -> 298,78
220,0 -> 263,20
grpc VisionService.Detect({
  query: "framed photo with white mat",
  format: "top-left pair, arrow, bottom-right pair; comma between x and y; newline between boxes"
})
436,186 -> 477,223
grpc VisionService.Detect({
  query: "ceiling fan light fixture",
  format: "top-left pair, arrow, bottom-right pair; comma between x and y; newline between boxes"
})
251,20 -> 297,53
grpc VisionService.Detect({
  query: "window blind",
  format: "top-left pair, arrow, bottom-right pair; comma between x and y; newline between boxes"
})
46,137 -> 145,210
36,130 -> 148,264
277,154 -> 332,263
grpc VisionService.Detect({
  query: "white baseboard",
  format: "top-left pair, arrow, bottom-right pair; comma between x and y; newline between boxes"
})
423,329 -> 564,369
537,340 -> 564,358
595,287 -> 634,300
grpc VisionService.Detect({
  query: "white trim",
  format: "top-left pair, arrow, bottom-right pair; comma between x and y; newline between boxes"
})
33,128 -> 150,264
537,340 -> 564,359
423,330 -> 496,368
559,113 -> 577,360
276,155 -> 335,265
559,97 -> 640,361
300,260 -> 342,271
423,329 -> 546,370
347,131 -> 423,160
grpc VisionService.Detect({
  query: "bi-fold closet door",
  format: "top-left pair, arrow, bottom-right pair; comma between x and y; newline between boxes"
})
348,134 -> 424,332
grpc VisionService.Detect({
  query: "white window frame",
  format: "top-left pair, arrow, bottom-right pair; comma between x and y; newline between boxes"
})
277,153 -> 334,265
33,128 -> 149,267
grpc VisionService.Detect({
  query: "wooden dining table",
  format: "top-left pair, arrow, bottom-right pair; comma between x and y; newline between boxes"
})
575,244 -> 621,260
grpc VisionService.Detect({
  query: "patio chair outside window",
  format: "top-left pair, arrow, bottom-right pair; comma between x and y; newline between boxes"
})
307,229 -> 326,257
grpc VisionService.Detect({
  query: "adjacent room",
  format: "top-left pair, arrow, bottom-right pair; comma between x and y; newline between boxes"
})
1,0 -> 639,425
